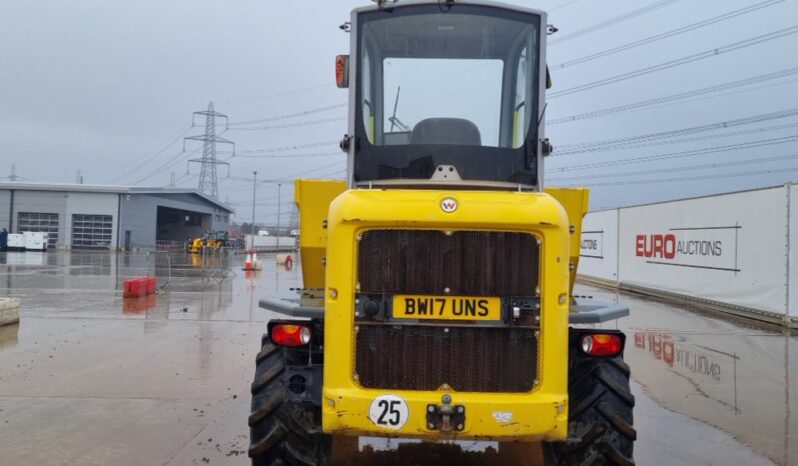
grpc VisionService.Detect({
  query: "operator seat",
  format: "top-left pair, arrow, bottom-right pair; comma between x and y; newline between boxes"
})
410,118 -> 481,146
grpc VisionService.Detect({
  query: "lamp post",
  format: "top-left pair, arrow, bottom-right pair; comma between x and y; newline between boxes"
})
251,171 -> 257,242
276,183 -> 282,250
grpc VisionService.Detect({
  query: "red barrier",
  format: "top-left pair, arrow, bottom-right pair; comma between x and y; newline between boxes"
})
123,276 -> 157,299
146,276 -> 157,295
123,277 -> 145,298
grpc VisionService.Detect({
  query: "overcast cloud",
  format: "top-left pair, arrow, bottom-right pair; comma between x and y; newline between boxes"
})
1,0 -> 797,222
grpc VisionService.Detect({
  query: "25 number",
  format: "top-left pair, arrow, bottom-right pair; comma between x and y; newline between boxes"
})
376,399 -> 401,426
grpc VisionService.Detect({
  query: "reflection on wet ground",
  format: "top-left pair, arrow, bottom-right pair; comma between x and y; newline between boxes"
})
581,284 -> 796,466
0,250 -> 793,465
332,439 -> 541,466
0,250 -> 284,465
0,323 -> 18,350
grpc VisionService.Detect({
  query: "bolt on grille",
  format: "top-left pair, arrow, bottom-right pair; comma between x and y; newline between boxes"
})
355,325 -> 538,392
357,230 -> 540,296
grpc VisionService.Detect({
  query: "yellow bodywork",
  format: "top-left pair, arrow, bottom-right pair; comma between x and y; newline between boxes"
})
293,180 -> 590,440
294,179 -> 347,289
295,184 -> 593,441
206,239 -> 223,249
187,236 -> 226,254
544,187 -> 590,297
187,237 -> 204,254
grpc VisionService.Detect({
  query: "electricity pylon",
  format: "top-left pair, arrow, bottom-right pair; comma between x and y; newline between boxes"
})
183,102 -> 234,199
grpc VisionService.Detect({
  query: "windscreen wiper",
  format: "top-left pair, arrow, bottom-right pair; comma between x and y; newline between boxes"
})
389,86 -> 411,132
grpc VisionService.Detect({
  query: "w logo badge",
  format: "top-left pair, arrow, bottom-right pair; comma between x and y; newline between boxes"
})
440,197 -> 458,213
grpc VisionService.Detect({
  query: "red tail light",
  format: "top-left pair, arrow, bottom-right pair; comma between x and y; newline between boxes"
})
336,55 -> 349,88
271,324 -> 312,347
581,333 -> 623,357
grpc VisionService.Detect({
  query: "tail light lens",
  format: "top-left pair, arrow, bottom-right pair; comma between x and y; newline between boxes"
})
336,55 -> 349,88
581,333 -> 623,357
271,324 -> 312,347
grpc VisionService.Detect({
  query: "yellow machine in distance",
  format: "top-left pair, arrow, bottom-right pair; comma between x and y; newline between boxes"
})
251,2 -> 634,465
186,231 -> 228,254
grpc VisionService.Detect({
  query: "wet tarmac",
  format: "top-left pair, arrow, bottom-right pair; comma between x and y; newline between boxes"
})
0,250 -> 793,465
583,284 -> 797,466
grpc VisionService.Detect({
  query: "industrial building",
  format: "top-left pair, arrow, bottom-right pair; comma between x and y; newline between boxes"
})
0,182 -> 233,250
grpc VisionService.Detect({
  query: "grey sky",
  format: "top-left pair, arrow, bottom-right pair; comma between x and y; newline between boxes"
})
2,0 -> 797,222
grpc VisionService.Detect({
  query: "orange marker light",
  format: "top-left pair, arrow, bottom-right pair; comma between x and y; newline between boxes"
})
271,324 -> 312,347
336,55 -> 349,88
581,333 -> 623,357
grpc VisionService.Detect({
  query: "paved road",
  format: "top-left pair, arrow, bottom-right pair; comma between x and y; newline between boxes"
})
0,251 -> 792,465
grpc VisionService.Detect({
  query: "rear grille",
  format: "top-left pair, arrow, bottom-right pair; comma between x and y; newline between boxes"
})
355,325 -> 538,392
357,230 -> 539,296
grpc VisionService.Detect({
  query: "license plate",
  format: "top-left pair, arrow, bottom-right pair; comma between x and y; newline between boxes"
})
392,295 -> 501,321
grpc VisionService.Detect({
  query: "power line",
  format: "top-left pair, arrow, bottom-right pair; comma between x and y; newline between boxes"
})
548,66 -> 798,125
229,116 -> 347,131
235,140 -> 338,154
164,148 -> 206,174
549,0 -> 587,13
550,0 -> 684,46
560,121 -> 798,155
553,107 -> 798,155
235,200 -> 288,207
133,148 -> 200,185
549,25 -> 798,99
548,135 -> 798,172
619,76 -> 798,119
222,175 -> 256,183
548,153 -> 798,182
280,160 -> 345,179
233,151 -> 342,159
108,125 -> 193,183
558,165 -> 798,188
172,172 -> 195,185
552,0 -> 784,70
221,160 -> 345,192
216,83 -> 333,104
228,103 -> 346,126
218,141 -> 340,161
312,167 -> 347,179
627,120 -> 798,148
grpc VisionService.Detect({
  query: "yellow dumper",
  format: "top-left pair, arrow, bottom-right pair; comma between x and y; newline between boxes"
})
251,2 -> 634,465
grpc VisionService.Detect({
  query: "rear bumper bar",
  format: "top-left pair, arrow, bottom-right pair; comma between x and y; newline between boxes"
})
321,387 -> 568,441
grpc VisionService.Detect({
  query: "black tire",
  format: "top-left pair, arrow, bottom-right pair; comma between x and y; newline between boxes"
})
248,336 -> 331,466
543,351 -> 636,466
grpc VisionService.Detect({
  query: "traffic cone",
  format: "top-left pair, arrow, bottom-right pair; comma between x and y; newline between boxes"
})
251,250 -> 262,270
243,251 -> 253,271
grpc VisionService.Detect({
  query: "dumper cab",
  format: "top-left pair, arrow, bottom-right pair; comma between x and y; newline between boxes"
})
345,1 -> 546,189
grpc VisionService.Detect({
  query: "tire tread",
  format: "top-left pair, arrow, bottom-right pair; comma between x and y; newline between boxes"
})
544,349 -> 635,466
248,336 -> 329,465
